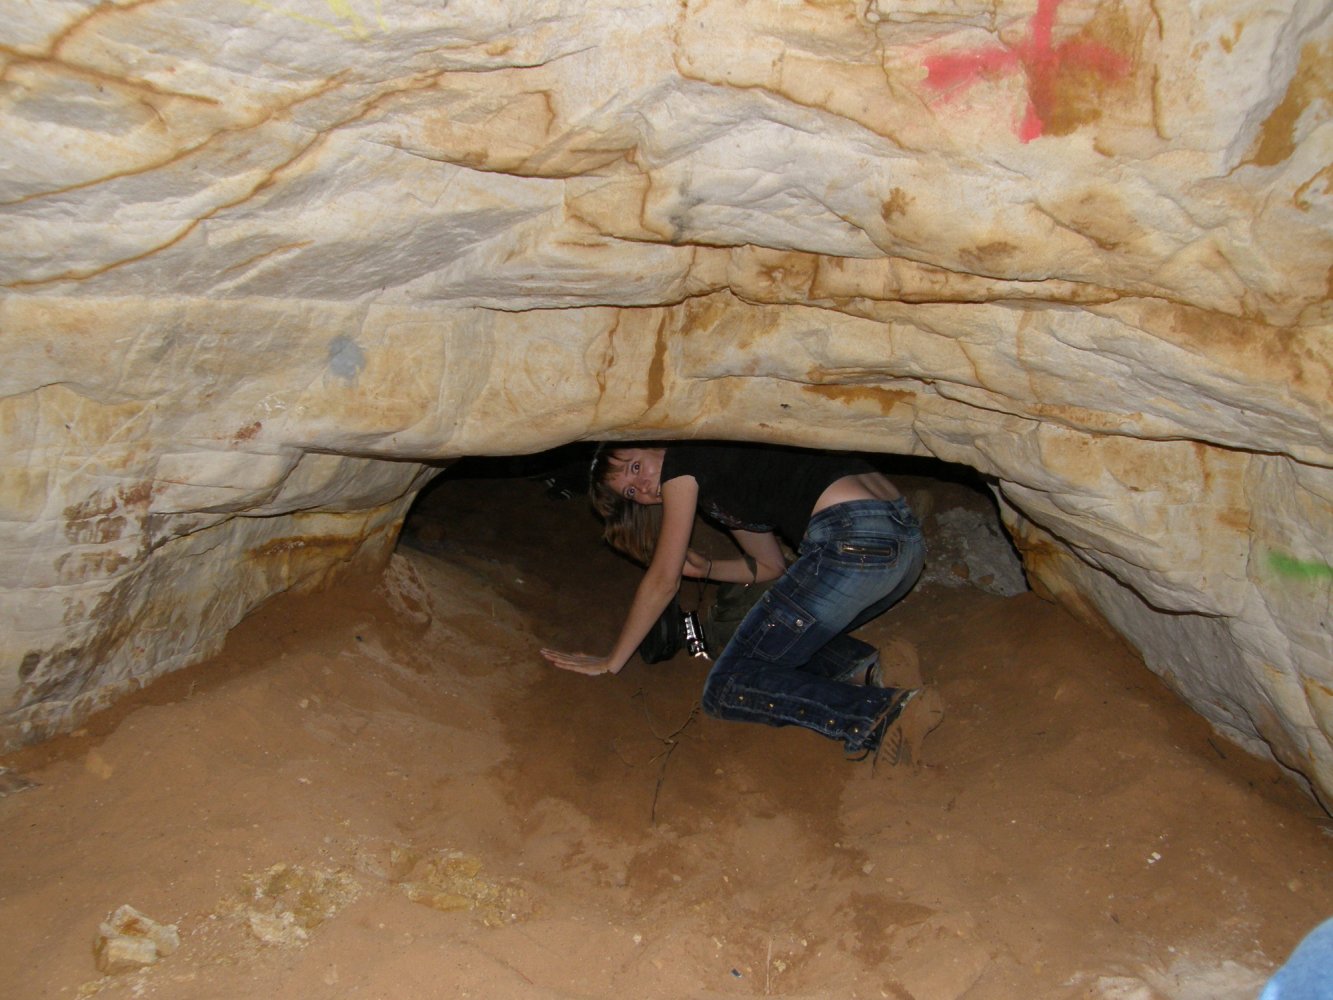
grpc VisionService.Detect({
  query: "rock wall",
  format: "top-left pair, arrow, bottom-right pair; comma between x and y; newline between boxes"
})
1,1 -> 1329,805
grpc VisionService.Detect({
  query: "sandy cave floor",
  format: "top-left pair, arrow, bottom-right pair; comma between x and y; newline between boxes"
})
1,473 -> 1331,1000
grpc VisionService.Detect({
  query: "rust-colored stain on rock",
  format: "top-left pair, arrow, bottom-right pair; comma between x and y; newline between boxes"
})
1248,40 -> 1331,167
880,187 -> 912,222
63,483 -> 154,545
1041,3 -> 1139,139
645,315 -> 668,410
802,384 -> 912,414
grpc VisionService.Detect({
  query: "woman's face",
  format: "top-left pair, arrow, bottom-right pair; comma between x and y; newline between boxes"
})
605,448 -> 664,506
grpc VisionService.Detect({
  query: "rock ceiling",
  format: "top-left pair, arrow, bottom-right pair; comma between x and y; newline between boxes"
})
1,0 -> 1330,807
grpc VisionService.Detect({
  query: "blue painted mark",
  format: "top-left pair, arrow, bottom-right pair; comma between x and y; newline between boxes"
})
328,336 -> 365,381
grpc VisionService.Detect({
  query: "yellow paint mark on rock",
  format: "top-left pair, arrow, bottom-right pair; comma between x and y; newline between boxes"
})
239,0 -> 388,40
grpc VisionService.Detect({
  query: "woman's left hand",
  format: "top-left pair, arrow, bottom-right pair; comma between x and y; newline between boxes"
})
540,648 -> 620,675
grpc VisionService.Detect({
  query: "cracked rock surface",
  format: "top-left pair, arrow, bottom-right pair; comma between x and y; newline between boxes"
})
1,1 -> 1329,804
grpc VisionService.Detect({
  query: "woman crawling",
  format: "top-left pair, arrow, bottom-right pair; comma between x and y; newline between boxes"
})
540,441 -> 943,764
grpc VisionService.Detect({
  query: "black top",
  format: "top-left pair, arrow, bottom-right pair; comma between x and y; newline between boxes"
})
661,443 -> 875,545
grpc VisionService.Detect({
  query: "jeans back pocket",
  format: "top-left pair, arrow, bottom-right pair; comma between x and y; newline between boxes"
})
748,589 -> 816,663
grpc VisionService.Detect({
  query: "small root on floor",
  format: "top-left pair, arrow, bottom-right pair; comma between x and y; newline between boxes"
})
639,700 -> 699,826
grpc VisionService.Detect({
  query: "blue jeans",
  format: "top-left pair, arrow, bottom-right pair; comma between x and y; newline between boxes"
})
700,498 -> 925,754
1261,917 -> 1333,999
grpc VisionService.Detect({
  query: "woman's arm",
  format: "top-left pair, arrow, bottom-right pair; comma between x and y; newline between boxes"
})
703,529 -> 785,584
541,476 -> 699,675
679,531 -> 785,585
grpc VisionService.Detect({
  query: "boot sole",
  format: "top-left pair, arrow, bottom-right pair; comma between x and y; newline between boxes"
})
877,687 -> 944,769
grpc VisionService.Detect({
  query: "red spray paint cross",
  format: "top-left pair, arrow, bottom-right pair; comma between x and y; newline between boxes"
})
923,0 -> 1130,142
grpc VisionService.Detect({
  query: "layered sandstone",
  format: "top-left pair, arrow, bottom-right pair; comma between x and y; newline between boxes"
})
1,1 -> 1329,805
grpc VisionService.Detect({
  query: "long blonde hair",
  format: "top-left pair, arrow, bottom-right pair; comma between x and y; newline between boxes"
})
589,443 -> 664,565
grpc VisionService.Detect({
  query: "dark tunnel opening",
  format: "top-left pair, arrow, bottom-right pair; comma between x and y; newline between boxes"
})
397,442 -> 1030,616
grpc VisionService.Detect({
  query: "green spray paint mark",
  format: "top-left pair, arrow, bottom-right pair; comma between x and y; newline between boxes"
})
1268,551 -> 1333,582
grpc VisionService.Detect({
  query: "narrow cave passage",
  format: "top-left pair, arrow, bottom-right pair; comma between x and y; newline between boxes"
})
396,444 -> 1032,739
398,444 -> 1030,636
1,447 -> 1330,998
